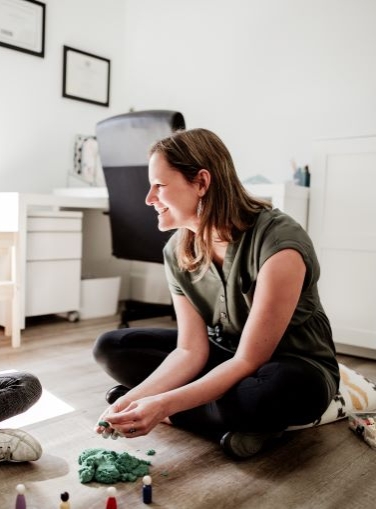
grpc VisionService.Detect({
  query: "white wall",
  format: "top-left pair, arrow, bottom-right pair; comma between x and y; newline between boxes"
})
2,0 -> 376,189
0,0 -> 127,193
122,0 -> 376,183
2,0 -> 375,310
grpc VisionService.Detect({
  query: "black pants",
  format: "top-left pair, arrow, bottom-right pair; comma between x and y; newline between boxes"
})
93,327 -> 331,435
0,372 -> 42,422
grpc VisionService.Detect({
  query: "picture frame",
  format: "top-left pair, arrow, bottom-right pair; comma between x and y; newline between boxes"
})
0,0 -> 45,58
62,46 -> 111,107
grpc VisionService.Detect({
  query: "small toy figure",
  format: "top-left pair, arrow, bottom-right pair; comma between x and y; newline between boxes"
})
106,486 -> 117,509
142,475 -> 152,504
60,491 -> 70,509
15,484 -> 26,509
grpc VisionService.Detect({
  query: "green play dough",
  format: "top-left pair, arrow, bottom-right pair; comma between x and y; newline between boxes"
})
98,420 -> 110,428
78,448 -> 151,484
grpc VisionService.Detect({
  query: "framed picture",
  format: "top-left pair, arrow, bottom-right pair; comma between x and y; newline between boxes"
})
62,46 -> 111,107
0,0 -> 45,57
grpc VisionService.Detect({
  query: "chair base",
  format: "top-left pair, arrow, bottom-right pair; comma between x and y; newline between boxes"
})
120,300 -> 175,328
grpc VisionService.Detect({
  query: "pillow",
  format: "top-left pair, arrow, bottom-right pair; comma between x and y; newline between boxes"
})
287,363 -> 376,431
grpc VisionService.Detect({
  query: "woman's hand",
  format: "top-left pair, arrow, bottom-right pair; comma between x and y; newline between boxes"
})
94,394 -> 133,436
103,395 -> 167,438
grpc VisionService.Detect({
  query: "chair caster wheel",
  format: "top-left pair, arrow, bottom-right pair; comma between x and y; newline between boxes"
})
67,311 -> 80,322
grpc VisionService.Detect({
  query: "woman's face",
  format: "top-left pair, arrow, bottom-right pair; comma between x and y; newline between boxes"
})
146,152 -> 202,232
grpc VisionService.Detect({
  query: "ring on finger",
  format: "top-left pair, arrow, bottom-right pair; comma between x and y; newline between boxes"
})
128,427 -> 136,434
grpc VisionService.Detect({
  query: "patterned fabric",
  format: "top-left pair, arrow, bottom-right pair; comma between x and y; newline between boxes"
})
73,135 -> 104,186
287,363 -> 376,430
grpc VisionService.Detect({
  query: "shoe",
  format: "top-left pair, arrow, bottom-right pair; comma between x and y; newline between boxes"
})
105,385 -> 128,404
220,430 -> 283,459
0,429 -> 42,462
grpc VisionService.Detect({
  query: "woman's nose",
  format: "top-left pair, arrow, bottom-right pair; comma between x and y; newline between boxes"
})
145,188 -> 153,206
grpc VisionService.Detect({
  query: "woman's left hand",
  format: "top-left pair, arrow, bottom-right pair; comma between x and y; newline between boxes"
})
104,395 -> 166,438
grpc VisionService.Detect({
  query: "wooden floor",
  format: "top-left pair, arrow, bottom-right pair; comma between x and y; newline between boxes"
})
0,314 -> 376,509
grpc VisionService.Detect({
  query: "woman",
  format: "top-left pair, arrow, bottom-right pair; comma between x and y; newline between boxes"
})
94,128 -> 339,459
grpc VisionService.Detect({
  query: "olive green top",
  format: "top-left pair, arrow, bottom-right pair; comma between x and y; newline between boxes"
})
163,209 -> 340,400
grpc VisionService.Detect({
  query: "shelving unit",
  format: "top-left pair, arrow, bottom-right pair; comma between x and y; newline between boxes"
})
244,182 -> 309,229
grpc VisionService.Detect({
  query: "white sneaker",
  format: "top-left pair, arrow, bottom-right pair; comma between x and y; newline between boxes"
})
0,429 -> 42,462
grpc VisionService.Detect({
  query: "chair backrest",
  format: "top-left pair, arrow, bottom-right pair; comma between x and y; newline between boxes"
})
96,110 -> 185,264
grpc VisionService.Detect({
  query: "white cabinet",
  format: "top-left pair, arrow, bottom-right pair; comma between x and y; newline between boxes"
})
308,136 -> 376,358
244,182 -> 309,229
25,210 -> 82,318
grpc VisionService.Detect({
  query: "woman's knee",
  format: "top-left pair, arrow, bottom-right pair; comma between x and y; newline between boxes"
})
93,327 -> 178,364
93,328 -> 151,366
93,330 -> 119,363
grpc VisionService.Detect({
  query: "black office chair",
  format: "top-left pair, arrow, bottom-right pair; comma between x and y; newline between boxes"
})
96,110 -> 185,326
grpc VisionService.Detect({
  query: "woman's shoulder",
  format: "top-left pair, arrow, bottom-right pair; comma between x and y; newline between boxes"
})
254,208 -> 307,236
239,208 -> 314,259
257,207 -> 297,224
251,208 -> 318,272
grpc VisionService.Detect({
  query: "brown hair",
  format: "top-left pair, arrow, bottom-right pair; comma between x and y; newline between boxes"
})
149,128 -> 272,275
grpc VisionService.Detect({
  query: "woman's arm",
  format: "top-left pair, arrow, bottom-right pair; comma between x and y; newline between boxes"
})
123,294 -> 211,400
96,292 -> 210,426
104,249 -> 306,436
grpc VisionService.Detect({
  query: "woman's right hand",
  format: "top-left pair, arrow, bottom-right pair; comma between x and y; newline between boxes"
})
94,394 -> 133,435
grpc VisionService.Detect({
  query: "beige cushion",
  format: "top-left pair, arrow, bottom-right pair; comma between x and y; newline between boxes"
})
288,363 -> 376,431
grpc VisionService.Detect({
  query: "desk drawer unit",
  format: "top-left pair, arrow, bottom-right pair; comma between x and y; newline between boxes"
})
25,210 -> 83,317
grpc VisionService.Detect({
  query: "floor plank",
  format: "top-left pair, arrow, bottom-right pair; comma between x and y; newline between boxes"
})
0,315 -> 375,509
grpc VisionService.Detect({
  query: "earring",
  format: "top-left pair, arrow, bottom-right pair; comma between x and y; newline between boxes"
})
197,198 -> 203,217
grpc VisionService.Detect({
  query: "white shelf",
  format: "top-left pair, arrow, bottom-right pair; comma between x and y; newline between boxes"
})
244,182 -> 309,230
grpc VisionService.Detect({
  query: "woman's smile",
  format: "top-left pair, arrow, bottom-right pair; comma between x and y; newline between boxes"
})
146,152 -> 202,232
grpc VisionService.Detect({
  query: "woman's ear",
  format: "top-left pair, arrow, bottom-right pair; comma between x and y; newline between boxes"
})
197,169 -> 211,196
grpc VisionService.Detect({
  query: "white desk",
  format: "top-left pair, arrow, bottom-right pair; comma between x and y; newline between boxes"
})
0,190 -> 172,345
0,192 -> 109,337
